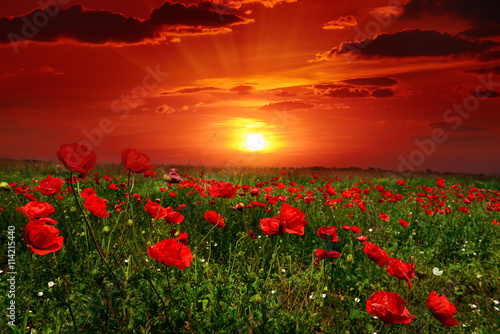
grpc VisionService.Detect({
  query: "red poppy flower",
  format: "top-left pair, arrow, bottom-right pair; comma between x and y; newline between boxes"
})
493,219 -> 499,225
427,291 -> 459,327
165,207 -> 184,224
304,196 -> 314,203
358,202 -> 366,212
366,291 -> 415,324
144,198 -> 168,219
204,210 -> 225,228
18,201 -> 55,219
57,143 -> 97,178
379,212 -> 390,221
317,226 -> 338,242
342,224 -> 351,231
248,230 -> 257,240
25,219 -> 64,255
84,196 -> 109,218
121,148 -> 155,174
35,175 -> 64,196
279,203 -> 307,235
314,248 -> 341,266
399,219 -> 408,228
386,258 -> 415,290
260,217 -> 283,236
436,177 -> 445,189
357,235 -> 367,242
234,203 -> 245,211
80,188 -> 96,198
425,209 -> 434,216
351,225 -> 361,234
397,179 -> 406,186
209,181 -> 237,198
363,241 -> 389,267
170,229 -> 188,246
458,206 -> 469,214
147,239 -> 193,270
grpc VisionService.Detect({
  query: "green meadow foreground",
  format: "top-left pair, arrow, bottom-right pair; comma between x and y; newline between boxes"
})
1,157 -> 499,333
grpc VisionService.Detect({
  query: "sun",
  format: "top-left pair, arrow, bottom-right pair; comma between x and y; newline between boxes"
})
246,133 -> 265,151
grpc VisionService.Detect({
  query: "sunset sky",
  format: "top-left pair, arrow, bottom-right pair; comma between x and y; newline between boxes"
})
1,0 -> 499,174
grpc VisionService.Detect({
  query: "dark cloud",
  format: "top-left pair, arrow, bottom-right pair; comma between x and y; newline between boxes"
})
317,86 -> 370,98
341,77 -> 398,86
149,1 -> 242,27
162,86 -> 221,94
478,50 -> 500,62
314,83 -> 395,99
318,29 -> 496,60
0,2 -> 248,45
371,88 -> 395,98
259,100 -> 314,112
474,89 -> 499,98
274,90 -> 296,97
429,122 -> 489,132
230,85 -> 254,95
401,0 -> 500,38
466,66 -> 500,75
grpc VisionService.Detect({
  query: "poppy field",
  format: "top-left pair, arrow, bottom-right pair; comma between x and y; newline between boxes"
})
1,144 -> 500,333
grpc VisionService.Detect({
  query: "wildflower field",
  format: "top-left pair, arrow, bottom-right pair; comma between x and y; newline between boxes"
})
1,145 -> 499,333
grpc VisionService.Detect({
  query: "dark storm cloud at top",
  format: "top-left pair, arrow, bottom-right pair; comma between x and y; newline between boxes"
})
0,1 -> 247,45
321,29 -> 497,60
401,0 -> 500,38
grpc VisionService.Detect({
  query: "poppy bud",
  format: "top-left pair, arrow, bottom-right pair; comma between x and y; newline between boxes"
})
70,207 -> 77,214
126,219 -> 134,227
80,232 -> 86,238
0,182 -> 10,191
103,226 -> 111,234
346,254 -> 353,263
254,295 -> 263,303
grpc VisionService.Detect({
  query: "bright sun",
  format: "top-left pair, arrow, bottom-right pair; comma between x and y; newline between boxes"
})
246,133 -> 265,151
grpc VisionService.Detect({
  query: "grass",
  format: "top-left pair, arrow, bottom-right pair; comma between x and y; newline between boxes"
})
0,159 -> 499,333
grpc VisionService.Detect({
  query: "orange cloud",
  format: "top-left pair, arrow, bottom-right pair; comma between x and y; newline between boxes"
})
322,15 -> 357,30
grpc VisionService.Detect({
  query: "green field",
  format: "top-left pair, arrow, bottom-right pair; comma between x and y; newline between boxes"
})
1,159 -> 499,333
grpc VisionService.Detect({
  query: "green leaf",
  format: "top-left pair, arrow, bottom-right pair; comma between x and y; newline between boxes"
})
349,309 -> 362,319
202,299 -> 209,311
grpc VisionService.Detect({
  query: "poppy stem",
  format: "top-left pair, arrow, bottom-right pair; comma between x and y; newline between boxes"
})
133,252 -> 175,333
51,253 -> 78,333
51,195 -> 76,252
126,171 -> 135,218
192,223 -> 219,256
69,171 -> 126,298
264,237 -> 281,290
379,323 -> 387,334
63,276 -> 79,334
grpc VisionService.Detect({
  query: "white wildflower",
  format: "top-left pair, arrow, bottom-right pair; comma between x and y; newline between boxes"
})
432,268 -> 443,276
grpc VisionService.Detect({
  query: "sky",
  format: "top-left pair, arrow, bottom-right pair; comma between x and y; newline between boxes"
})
1,0 -> 500,175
